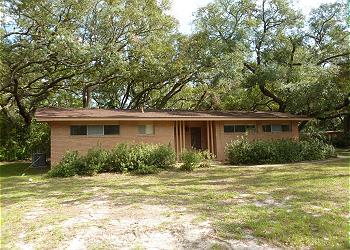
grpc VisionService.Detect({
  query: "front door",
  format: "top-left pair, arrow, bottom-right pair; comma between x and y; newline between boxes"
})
190,127 -> 202,150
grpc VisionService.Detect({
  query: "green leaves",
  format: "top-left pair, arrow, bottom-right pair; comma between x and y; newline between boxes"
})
193,0 -> 349,119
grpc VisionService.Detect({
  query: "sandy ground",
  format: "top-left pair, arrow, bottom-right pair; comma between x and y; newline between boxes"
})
15,190 -> 279,250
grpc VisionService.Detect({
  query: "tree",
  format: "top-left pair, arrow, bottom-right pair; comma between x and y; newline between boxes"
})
0,0 -> 179,126
193,0 -> 350,128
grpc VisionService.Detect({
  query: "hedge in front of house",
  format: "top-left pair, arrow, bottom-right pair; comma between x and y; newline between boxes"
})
47,143 -> 176,177
225,138 -> 336,165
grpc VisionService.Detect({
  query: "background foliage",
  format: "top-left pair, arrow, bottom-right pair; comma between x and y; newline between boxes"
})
1,0 -> 349,160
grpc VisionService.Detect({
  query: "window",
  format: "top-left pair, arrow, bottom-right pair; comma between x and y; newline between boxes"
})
263,124 -> 290,132
70,125 -> 87,135
87,125 -> 103,136
138,124 -> 154,135
224,125 -> 235,133
224,125 -> 256,133
281,125 -> 290,132
104,125 -> 120,135
70,125 -> 120,136
262,125 -> 271,132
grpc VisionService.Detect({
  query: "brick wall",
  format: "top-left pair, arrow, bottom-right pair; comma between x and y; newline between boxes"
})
49,119 -> 300,165
214,120 -> 299,161
50,120 -> 174,165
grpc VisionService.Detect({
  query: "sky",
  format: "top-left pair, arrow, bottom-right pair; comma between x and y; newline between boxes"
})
170,0 -> 339,34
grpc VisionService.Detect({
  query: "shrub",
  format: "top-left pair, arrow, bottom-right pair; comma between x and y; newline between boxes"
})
78,147 -> 109,176
132,163 -> 159,175
47,151 -> 82,177
180,150 -> 203,171
300,139 -> 336,161
149,144 -> 176,169
48,143 -> 177,177
108,143 -> 130,173
226,138 -> 336,165
127,144 -> 153,171
199,150 -> 215,160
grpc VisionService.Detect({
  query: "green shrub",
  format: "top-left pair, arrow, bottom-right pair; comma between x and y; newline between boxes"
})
47,151 -> 82,177
78,147 -> 109,176
109,143 -> 130,172
180,150 -> 203,171
300,139 -> 336,161
0,117 -> 50,161
132,163 -> 159,175
48,143 -> 177,177
149,144 -> 176,169
199,150 -> 215,160
127,144 -> 153,171
226,138 -> 336,165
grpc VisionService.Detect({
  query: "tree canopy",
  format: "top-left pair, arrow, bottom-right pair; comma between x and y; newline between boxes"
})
1,0 -> 349,132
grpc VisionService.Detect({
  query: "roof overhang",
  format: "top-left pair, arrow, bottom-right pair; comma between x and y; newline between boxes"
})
35,117 -> 311,122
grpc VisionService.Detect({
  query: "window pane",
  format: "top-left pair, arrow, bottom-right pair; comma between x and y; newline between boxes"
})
282,125 -> 290,132
271,125 -> 283,132
87,125 -> 103,135
104,125 -> 120,135
70,125 -> 87,135
138,125 -> 146,134
262,125 -> 271,132
224,125 -> 235,133
145,125 -> 154,134
234,125 -> 246,132
138,125 -> 154,135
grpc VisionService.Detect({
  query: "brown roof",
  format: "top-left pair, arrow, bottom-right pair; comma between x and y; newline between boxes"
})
35,107 -> 310,121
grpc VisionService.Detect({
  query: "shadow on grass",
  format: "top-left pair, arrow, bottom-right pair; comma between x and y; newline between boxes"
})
0,162 -> 49,178
1,158 -> 349,249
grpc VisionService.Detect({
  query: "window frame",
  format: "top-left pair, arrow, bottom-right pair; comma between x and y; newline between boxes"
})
223,124 -> 256,133
137,124 -> 155,136
87,125 -> 104,136
103,125 -> 120,136
70,125 -> 87,136
70,124 -> 120,136
262,124 -> 291,133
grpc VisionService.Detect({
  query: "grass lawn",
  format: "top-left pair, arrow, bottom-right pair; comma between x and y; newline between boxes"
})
1,151 -> 349,249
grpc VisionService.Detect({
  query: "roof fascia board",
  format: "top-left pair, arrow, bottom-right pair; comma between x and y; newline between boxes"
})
35,117 -> 311,122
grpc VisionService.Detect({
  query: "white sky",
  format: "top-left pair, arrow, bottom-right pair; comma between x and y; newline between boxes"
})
170,0 -> 339,34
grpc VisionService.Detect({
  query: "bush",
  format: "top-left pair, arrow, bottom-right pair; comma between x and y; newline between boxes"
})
199,150 -> 215,160
48,143 -> 177,177
180,150 -> 203,171
226,138 -> 336,165
108,143 -> 130,173
0,117 -> 50,161
78,147 -> 109,176
127,144 -> 153,171
47,151 -> 83,177
149,144 -> 176,169
132,163 -> 159,175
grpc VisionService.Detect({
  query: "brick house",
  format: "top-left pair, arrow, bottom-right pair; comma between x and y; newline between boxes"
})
35,108 -> 310,165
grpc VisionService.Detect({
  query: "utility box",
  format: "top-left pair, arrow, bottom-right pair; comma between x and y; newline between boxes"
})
32,153 -> 47,168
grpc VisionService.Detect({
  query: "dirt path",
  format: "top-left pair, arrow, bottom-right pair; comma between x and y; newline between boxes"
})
15,191 -> 278,250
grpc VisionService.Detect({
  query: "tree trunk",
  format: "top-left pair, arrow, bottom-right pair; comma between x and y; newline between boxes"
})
82,86 -> 91,108
344,113 -> 350,133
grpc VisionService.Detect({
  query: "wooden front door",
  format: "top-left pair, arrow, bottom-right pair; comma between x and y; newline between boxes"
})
190,127 -> 202,150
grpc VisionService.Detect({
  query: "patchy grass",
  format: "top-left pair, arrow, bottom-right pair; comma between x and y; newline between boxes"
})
1,152 -> 349,249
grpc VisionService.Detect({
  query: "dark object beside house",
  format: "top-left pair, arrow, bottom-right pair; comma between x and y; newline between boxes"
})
32,153 -> 47,167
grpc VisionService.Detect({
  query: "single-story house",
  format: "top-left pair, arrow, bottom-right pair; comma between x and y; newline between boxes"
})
35,108 -> 310,165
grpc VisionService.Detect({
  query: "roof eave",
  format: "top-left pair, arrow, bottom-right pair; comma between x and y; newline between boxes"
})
35,117 -> 311,122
